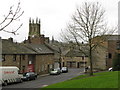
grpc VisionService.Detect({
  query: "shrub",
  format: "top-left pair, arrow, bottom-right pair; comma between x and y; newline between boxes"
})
112,53 -> 120,71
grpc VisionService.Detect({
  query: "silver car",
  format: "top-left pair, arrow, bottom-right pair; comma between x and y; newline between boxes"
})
61,67 -> 68,73
49,68 -> 61,75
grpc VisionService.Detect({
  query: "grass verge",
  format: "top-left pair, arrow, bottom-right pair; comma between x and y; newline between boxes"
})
43,71 -> 118,88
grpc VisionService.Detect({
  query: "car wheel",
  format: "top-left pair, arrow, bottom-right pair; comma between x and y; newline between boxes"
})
20,79 -> 23,83
4,81 -> 8,86
27,78 -> 30,81
33,77 -> 36,80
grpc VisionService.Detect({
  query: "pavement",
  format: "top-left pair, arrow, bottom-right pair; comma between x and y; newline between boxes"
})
39,71 -> 85,77
39,74 -> 49,77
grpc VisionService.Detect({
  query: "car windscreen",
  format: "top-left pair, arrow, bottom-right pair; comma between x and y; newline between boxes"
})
23,73 -> 27,76
62,67 -> 67,69
23,73 -> 30,76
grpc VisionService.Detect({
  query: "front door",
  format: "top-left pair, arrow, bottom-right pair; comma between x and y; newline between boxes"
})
77,62 -> 80,68
28,55 -> 36,72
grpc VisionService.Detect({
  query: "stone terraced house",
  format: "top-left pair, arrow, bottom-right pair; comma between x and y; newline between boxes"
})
0,18 -> 55,75
1,38 -> 54,75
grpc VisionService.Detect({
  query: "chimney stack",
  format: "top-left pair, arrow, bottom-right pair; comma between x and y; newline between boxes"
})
8,37 -> 13,42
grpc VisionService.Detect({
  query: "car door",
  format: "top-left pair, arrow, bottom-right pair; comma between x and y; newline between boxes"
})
30,73 -> 34,80
30,72 -> 35,80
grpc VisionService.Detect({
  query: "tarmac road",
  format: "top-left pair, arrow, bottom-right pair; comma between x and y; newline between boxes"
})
2,68 -> 84,89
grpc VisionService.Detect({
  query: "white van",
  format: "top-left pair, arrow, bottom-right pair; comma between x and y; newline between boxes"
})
0,66 -> 23,86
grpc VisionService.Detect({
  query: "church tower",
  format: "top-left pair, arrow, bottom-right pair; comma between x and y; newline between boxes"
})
25,18 -> 49,44
29,18 -> 41,37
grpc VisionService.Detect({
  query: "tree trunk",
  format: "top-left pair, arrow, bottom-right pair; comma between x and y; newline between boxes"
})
89,39 -> 93,76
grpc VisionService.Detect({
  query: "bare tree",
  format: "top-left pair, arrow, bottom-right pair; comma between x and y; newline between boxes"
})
61,2 -> 116,76
0,1 -> 24,35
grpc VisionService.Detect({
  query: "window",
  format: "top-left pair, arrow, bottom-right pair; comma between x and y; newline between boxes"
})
45,64 -> 47,71
41,65 -> 44,71
22,55 -> 25,60
13,55 -> 17,61
82,56 -> 84,60
108,53 -> 112,59
2,55 -> 5,61
22,66 -> 25,73
63,62 -> 65,67
116,41 -> 120,50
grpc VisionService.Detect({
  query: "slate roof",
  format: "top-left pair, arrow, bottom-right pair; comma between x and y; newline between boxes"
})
2,39 -> 54,55
45,42 -> 89,57
45,43 -> 61,53
64,49 -> 88,57
45,42 -> 71,53
106,35 -> 120,40
2,39 -> 37,54
24,44 -> 54,54
94,35 -> 120,41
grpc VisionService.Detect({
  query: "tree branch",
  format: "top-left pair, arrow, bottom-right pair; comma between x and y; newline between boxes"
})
0,1 -> 24,35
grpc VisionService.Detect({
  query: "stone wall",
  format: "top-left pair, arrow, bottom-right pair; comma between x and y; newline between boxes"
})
2,54 -> 54,75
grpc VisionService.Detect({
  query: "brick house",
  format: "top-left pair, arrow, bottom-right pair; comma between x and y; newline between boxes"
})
45,41 -> 61,69
46,40 -> 89,69
1,38 -> 36,73
24,43 -> 54,74
1,38 -> 54,75
107,38 -> 120,68
92,35 -> 120,70
61,49 -> 89,68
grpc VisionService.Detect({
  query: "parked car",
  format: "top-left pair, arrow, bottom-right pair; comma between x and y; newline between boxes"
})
22,72 -> 37,81
61,67 -> 68,73
108,67 -> 113,71
49,68 -> 61,75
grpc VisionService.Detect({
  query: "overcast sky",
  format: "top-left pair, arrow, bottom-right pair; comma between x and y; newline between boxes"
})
0,0 -> 119,42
